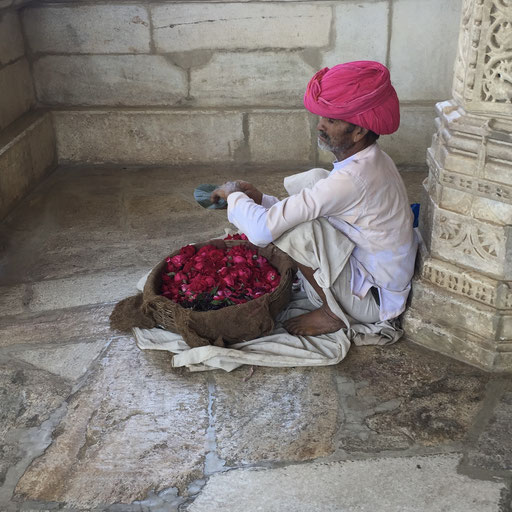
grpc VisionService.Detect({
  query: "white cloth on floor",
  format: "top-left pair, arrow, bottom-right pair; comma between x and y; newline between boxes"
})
133,217 -> 402,372
134,292 -> 350,373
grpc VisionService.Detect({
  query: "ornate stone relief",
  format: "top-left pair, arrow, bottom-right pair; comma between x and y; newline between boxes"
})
428,150 -> 512,211
453,0 -> 478,102
453,0 -> 485,104
452,0 -> 512,112
432,208 -> 507,277
503,285 -> 512,308
438,214 -> 501,259
423,261 -> 496,306
440,169 -> 512,203
427,106 -> 512,205
422,258 -> 512,310
481,0 -> 512,104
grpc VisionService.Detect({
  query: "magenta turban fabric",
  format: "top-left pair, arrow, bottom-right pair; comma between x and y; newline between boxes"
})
303,61 -> 400,135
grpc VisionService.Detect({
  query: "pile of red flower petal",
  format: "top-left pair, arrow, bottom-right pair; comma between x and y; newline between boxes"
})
160,235 -> 281,311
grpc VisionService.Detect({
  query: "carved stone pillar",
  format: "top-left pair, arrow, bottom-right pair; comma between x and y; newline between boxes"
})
403,0 -> 512,371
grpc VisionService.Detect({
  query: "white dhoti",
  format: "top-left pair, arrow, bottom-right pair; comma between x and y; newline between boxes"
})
132,169 -> 404,372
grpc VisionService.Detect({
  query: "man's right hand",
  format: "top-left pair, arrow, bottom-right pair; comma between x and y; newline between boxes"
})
236,181 -> 263,205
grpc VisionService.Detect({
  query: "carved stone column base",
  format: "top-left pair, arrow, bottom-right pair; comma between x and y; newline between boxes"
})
406,0 -> 512,371
403,99 -> 512,372
403,278 -> 512,372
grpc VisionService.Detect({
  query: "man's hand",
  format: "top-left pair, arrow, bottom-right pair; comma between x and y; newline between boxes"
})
237,181 -> 263,205
211,180 -> 263,205
210,181 -> 242,204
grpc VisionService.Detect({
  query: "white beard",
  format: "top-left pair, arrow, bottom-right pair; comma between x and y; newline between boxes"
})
317,136 -> 333,152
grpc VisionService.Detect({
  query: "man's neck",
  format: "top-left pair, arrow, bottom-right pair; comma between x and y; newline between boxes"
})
333,139 -> 374,162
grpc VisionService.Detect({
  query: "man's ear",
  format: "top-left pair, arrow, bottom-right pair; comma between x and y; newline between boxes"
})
353,126 -> 368,143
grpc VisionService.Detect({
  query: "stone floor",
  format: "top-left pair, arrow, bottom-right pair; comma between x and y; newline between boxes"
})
0,163 -> 511,512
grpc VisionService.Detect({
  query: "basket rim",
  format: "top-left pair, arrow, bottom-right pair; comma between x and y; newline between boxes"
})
143,239 -> 294,313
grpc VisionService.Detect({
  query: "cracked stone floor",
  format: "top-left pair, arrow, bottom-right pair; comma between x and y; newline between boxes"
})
0,163 -> 511,511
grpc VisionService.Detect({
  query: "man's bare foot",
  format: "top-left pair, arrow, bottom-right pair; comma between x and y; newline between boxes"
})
283,306 -> 345,336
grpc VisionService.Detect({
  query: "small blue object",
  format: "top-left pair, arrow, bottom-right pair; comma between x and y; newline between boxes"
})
194,184 -> 227,209
410,203 -> 420,228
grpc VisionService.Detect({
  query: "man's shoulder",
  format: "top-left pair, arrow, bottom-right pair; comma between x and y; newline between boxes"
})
348,143 -> 398,173
336,144 -> 403,197
373,143 -> 397,165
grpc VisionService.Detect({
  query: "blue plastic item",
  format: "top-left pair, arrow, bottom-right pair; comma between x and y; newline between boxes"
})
410,203 -> 420,228
194,184 -> 227,209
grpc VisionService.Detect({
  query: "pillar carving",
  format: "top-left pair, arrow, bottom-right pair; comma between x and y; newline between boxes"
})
453,0 -> 512,112
403,0 -> 512,371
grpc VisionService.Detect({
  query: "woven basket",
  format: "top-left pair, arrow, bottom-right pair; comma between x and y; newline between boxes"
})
141,239 -> 295,348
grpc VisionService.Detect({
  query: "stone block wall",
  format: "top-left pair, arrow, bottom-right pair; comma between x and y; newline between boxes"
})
0,10 -> 33,131
21,0 -> 462,167
0,5 -> 57,220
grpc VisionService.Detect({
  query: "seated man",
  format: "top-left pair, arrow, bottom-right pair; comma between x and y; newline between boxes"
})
212,61 -> 418,337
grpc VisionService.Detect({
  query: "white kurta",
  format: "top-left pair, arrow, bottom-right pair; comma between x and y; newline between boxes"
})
227,143 -> 418,321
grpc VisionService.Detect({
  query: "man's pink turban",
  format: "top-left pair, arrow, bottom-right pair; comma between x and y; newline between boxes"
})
304,61 -> 400,135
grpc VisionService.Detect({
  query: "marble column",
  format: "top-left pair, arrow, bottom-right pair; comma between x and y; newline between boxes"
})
403,0 -> 512,371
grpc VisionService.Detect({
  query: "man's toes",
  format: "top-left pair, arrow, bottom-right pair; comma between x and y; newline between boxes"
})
283,317 -> 298,328
283,318 -> 302,335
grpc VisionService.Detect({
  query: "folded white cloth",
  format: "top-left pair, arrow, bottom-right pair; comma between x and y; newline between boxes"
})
134,291 -> 351,372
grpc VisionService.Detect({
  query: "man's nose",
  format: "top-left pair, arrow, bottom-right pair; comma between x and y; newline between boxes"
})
316,117 -> 326,131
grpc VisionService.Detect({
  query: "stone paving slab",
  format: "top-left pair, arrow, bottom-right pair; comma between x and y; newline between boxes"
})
2,164 -> 421,287
0,359 -> 71,488
41,184 -> 124,232
16,243 -> 159,283
0,304 -> 112,349
9,339 -> 108,381
0,284 -> 28,317
187,454 -> 506,512
14,339 -> 209,508
0,359 -> 70,438
29,267 -> 147,313
212,366 -> 338,465
120,162 -> 298,190
24,224 -> 228,283
465,382 -> 512,472
335,343 -> 490,452
122,204 -> 226,241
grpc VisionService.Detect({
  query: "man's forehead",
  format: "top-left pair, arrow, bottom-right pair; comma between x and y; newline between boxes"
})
320,116 -> 350,126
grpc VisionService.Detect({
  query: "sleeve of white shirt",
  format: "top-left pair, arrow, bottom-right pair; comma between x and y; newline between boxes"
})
227,173 -> 362,247
261,194 -> 280,208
